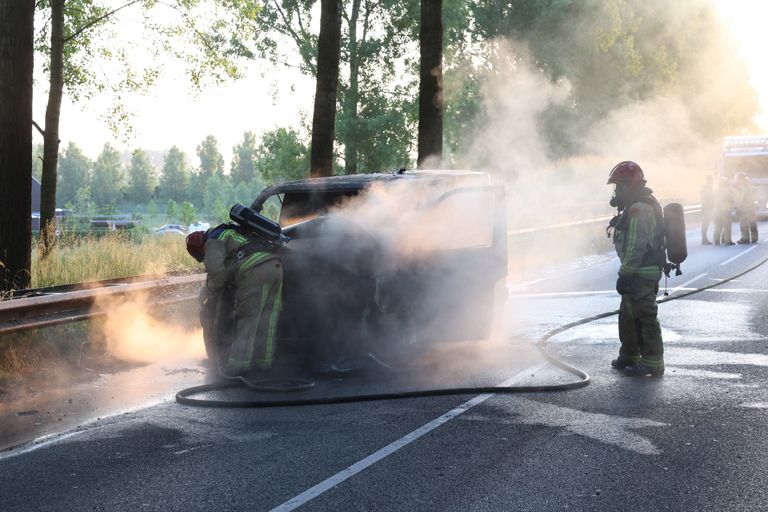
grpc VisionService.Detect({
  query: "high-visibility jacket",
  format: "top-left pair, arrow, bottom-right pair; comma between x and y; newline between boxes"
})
202,223 -> 283,371
612,192 -> 663,281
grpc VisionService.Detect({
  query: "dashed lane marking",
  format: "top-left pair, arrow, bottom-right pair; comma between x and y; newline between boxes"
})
662,272 -> 707,298
720,244 -> 759,266
269,363 -> 549,512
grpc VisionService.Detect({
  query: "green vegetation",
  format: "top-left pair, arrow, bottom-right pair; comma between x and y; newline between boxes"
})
30,230 -> 200,288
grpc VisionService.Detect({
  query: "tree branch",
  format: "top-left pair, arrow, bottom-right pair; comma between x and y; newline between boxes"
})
271,0 -> 314,72
63,0 -> 145,44
32,121 -> 45,137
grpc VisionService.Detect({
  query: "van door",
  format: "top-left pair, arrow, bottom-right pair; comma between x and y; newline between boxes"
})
375,185 -> 507,345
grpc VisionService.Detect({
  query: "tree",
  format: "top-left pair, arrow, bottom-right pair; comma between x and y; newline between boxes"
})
126,148 -> 157,203
34,0 -> 263,242
57,141 -> 91,206
0,0 -> 34,291
230,131 -> 259,185
310,0 -> 343,177
191,135 -> 224,206
450,0 -> 758,158
417,0 -> 443,168
256,127 -> 310,184
160,146 -> 191,202
197,135 -> 225,178
180,201 -> 197,226
165,199 -> 179,222
91,143 -> 124,208
253,1 -> 417,175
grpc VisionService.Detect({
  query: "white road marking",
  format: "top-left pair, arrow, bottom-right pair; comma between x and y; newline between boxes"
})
662,272 -> 707,298
510,290 -> 616,298
720,245 -> 759,266
269,363 -> 548,512
464,398 -> 668,456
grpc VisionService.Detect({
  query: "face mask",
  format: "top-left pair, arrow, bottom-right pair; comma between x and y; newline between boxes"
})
610,183 -> 630,209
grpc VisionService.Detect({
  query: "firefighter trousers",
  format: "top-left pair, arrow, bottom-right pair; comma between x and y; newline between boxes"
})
617,277 -> 664,369
226,257 -> 283,372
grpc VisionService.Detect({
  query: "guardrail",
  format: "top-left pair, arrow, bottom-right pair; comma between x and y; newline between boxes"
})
0,205 -> 703,336
0,274 -> 205,335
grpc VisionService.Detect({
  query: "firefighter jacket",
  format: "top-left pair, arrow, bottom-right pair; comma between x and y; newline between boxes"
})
612,190 -> 664,281
203,223 -> 277,291
736,183 -> 757,213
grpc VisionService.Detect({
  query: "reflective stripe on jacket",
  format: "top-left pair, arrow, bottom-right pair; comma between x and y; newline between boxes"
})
613,200 -> 662,280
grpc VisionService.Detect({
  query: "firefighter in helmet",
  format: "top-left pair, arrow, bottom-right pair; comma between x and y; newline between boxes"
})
606,161 -> 665,377
735,172 -> 759,244
186,222 -> 283,382
713,177 -> 735,246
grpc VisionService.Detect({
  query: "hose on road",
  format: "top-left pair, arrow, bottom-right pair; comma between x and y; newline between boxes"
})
176,250 -> 768,408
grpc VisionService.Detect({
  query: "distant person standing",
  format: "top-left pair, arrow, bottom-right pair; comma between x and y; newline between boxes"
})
713,177 -> 735,246
700,175 -> 714,245
735,172 -> 759,244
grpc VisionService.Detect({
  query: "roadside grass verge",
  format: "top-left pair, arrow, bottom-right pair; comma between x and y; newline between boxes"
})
31,231 -> 201,288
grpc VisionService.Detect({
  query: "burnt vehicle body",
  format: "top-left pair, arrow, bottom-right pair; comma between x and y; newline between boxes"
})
247,170 -> 508,371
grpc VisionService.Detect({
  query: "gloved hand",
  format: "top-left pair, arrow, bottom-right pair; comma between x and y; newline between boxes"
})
616,274 -> 634,295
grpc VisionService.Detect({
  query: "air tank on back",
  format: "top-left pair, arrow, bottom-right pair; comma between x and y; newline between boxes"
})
663,203 -> 687,273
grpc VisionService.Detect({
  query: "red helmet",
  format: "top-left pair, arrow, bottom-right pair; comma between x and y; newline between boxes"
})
607,161 -> 645,186
185,231 -> 206,262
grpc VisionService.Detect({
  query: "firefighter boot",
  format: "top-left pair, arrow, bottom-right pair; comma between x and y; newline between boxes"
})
611,357 -> 639,370
623,363 -> 664,377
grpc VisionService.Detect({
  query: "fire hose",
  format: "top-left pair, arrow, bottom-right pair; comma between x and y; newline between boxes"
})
176,252 -> 768,407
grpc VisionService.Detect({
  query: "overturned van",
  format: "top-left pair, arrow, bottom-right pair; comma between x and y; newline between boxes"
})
223,170 -> 508,371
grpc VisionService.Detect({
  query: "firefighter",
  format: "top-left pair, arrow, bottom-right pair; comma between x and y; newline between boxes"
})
713,177 -> 735,246
735,172 -> 759,244
606,161 -> 665,377
186,223 -> 283,381
700,175 -> 714,245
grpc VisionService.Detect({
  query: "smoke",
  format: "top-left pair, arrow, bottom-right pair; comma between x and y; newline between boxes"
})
90,292 -> 205,364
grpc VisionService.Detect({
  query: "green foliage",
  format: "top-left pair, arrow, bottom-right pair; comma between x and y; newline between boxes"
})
166,199 -> 179,222
255,127 -> 309,183
126,148 -> 157,203
230,131 -> 258,185
196,135 -> 225,178
34,1 -> 264,137
179,201 -> 197,226
57,142 -> 92,207
147,198 -> 159,218
91,143 -> 124,208
191,135 -> 224,206
449,0 -> 758,157
160,146 -> 190,202
253,0 -> 419,174
66,185 -> 96,218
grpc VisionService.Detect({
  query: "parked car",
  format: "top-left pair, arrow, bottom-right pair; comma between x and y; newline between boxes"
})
154,224 -> 186,236
207,169 -> 508,371
188,221 -> 211,233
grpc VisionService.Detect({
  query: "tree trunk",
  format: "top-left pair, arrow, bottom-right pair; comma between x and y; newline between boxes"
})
343,0 -> 361,175
40,0 -> 65,250
310,0 -> 342,177
0,0 -> 35,291
417,0 -> 443,169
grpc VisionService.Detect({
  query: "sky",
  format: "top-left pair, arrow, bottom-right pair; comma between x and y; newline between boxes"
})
711,0 -> 768,129
31,0 -> 768,168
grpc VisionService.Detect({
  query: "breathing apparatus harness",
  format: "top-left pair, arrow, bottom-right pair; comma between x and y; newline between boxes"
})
606,191 -> 687,295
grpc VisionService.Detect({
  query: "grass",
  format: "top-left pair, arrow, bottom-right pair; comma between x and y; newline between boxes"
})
30,230 -> 202,288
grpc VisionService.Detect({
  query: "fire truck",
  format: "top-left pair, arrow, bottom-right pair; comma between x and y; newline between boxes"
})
721,135 -> 768,218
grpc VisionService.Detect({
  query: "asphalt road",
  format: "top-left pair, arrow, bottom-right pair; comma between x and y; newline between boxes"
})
2,223 -> 768,511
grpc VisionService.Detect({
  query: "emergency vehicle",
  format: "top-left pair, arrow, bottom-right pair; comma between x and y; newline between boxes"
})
721,135 -> 768,218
